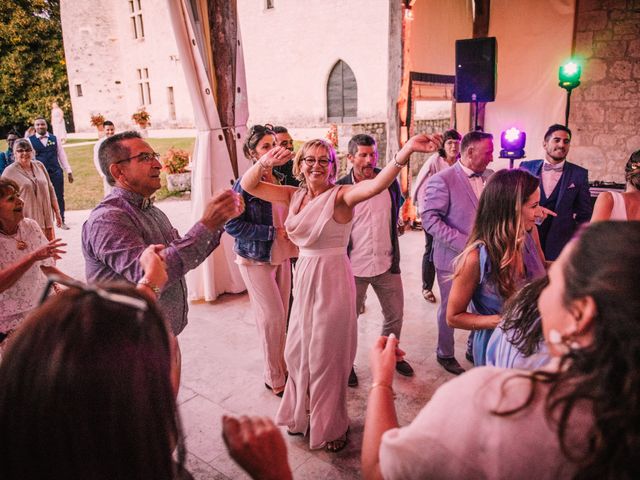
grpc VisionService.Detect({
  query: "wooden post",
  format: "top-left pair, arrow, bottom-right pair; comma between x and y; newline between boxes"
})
470,0 -> 490,132
207,0 -> 240,178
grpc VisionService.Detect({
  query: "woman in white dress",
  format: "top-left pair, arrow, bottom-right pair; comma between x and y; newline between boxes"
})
591,150 -> 640,221
50,102 -> 67,143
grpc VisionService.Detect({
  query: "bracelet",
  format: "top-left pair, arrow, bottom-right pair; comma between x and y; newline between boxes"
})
138,278 -> 161,297
370,382 -> 395,398
392,153 -> 407,169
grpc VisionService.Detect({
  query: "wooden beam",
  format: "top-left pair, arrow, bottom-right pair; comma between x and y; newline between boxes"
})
207,0 -> 240,178
470,0 -> 490,131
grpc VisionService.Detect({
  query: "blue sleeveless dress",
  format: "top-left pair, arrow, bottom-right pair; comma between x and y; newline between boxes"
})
471,233 -> 545,366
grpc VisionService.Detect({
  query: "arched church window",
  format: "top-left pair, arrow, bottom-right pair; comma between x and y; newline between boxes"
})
327,60 -> 357,122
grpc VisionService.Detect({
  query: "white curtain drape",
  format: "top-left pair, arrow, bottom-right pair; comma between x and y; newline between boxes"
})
167,0 -> 251,301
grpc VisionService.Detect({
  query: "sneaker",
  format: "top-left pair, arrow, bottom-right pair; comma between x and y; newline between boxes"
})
348,366 -> 358,387
60,223 -> 70,230
436,356 -> 465,375
395,360 -> 414,377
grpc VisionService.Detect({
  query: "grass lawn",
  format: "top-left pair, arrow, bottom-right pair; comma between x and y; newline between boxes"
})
64,137 -> 195,210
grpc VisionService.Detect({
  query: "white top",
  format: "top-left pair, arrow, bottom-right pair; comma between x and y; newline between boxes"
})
379,367 -> 590,480
458,161 -> 485,199
541,160 -> 565,198
350,188 -> 393,277
0,218 -> 54,331
29,132 -> 72,173
412,153 -> 453,214
609,191 -> 627,220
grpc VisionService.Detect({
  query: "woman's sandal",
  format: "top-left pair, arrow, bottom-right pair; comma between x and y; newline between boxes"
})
264,383 -> 285,398
325,428 -> 349,453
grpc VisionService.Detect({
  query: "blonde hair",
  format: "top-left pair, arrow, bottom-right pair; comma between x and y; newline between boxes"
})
292,139 -> 337,189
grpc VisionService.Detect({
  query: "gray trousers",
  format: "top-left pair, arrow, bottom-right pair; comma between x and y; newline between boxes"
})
355,269 -> 404,338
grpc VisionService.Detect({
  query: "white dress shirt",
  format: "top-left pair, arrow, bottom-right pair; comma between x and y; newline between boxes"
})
29,132 -> 72,173
541,160 -> 565,197
458,161 -> 485,199
350,187 -> 393,278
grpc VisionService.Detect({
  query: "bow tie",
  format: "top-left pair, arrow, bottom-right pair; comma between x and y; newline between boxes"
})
141,197 -> 155,210
543,163 -> 563,172
469,172 -> 483,178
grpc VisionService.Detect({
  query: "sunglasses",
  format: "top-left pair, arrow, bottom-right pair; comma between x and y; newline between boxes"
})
40,275 -> 148,313
248,124 -> 275,141
114,152 -> 161,165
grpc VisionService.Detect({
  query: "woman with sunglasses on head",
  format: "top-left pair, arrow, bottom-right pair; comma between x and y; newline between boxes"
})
241,133 -> 440,452
363,221 -> 640,479
225,124 -> 298,398
446,169 -> 547,366
0,244 -> 192,480
1,138 -> 62,240
0,178 -> 68,351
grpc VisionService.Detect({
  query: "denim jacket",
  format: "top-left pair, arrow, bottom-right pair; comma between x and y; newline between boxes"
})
225,175 -> 282,263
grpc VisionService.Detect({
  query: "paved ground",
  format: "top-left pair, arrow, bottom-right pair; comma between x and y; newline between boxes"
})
57,200 -> 472,479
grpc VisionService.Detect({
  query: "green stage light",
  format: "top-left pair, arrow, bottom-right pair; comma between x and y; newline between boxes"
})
559,61 -> 581,90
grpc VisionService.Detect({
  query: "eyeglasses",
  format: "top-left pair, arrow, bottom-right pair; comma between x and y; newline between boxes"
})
14,148 -> 32,153
114,151 -> 161,164
302,156 -> 332,167
40,275 -> 149,314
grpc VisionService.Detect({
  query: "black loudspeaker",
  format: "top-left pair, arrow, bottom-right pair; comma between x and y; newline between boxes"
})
454,37 -> 497,103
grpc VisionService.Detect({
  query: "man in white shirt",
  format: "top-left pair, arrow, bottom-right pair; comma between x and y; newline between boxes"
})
336,134 -> 414,386
93,120 -> 116,196
520,124 -> 591,260
29,118 -> 73,229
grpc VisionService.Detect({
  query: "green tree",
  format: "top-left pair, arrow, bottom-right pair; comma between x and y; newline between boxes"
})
0,0 -> 71,130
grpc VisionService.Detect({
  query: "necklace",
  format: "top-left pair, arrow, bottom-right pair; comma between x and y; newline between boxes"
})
0,224 -> 27,250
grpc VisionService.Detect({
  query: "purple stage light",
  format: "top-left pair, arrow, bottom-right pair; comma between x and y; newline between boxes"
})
500,127 -> 526,165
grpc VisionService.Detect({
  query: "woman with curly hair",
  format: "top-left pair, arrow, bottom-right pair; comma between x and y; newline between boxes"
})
591,149 -> 640,221
446,168 -> 546,365
364,221 -> 640,479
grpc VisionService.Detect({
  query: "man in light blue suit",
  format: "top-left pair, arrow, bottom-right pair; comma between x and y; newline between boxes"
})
421,131 -> 494,374
520,124 -> 592,261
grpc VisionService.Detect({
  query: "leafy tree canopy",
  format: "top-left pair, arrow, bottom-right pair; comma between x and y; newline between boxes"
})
0,0 -> 71,133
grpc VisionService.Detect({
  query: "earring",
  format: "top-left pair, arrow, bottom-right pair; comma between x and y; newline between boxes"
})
548,327 -> 581,354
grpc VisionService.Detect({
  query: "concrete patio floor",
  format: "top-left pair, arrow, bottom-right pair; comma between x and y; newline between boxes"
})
57,198 -> 473,480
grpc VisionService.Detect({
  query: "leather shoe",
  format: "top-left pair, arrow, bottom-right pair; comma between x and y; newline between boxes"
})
395,360 -> 414,377
348,366 -> 358,387
436,356 -> 465,375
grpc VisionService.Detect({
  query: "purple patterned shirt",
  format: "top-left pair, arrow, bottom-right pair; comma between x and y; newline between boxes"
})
82,187 -> 221,334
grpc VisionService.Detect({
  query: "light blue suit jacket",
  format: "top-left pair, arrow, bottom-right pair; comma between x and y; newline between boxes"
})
420,162 -> 493,273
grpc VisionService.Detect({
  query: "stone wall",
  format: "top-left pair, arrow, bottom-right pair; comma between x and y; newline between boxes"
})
571,0 -> 640,182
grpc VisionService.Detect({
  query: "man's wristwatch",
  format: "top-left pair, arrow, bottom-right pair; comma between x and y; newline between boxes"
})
138,278 -> 161,296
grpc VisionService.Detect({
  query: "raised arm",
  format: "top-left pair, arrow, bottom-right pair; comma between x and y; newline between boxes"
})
446,249 -> 500,330
340,133 -> 441,209
240,146 -> 297,205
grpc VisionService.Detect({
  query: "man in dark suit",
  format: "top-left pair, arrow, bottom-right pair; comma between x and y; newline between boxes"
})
29,118 -> 74,229
520,124 -> 592,261
421,130 -> 494,375
0,130 -> 19,176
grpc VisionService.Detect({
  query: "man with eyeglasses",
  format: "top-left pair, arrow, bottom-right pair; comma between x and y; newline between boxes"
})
336,134 -> 416,385
0,131 -> 19,176
28,118 -> 73,230
82,131 -> 244,337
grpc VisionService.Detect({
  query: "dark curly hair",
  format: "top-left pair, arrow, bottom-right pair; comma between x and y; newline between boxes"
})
497,221 -> 640,478
625,150 -> 640,191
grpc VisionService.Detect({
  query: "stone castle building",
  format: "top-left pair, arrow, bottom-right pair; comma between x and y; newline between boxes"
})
60,0 -> 196,131
60,0 -> 639,182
